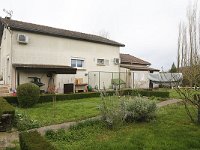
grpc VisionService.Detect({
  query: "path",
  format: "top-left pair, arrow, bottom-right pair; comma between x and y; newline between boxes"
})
0,99 -> 182,149
156,99 -> 182,108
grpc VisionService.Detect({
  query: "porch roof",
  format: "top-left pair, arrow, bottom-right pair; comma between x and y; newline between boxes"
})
120,64 -> 159,72
13,64 -> 77,74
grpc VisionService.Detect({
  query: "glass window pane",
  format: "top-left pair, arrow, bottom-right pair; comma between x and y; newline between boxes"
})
71,59 -> 76,67
77,60 -> 83,67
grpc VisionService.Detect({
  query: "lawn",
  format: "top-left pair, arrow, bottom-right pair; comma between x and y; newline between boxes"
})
46,104 -> 200,150
16,97 -> 101,126
157,88 -> 200,99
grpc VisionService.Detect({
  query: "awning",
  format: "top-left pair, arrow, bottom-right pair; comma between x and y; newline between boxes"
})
13,64 -> 77,74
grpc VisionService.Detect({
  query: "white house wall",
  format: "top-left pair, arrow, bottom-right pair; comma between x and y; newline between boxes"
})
0,28 -> 12,85
10,31 -> 120,92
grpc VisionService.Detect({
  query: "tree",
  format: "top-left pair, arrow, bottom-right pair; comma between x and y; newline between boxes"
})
176,1 -> 200,123
98,29 -> 110,39
169,62 -> 177,73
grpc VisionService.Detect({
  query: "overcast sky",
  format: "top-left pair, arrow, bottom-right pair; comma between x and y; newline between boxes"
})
0,0 -> 192,70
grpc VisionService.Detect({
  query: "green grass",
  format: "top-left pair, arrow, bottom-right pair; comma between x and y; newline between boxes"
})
16,98 -> 101,126
157,88 -> 200,99
47,104 -> 200,150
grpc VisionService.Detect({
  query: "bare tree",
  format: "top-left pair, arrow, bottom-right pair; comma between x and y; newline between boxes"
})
177,1 -> 200,123
99,29 -> 110,39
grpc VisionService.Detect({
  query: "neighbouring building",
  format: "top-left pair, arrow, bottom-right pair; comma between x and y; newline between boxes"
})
0,17 -> 125,94
120,53 -> 159,89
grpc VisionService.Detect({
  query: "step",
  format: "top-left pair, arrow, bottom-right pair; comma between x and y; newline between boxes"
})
0,89 -> 9,93
0,93 -> 11,97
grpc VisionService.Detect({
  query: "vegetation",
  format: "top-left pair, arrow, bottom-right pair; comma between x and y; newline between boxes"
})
177,2 -> 200,123
169,62 -> 177,73
19,130 -> 56,150
126,97 -> 156,122
17,83 -> 40,108
3,89 -> 169,105
0,98 -> 15,131
99,94 -> 157,129
0,97 -> 15,116
14,110 -> 40,131
16,97 -> 101,127
46,104 -> 200,150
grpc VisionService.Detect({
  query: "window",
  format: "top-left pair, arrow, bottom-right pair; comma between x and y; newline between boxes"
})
97,59 -> 109,66
71,59 -> 84,68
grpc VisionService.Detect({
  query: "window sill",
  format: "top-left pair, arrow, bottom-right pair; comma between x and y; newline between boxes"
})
76,68 -> 87,71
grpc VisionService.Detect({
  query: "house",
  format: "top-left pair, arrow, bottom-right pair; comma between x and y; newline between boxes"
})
120,53 -> 159,89
0,17 -> 125,94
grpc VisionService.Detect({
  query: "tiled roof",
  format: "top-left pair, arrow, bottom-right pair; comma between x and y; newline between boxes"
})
0,17 -> 125,47
120,53 -> 151,65
120,64 -> 159,72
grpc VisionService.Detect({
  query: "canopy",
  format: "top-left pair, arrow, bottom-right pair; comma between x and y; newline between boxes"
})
13,64 -> 77,74
148,73 -> 183,84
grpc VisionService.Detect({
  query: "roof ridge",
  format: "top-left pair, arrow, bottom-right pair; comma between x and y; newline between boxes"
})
0,17 -> 125,47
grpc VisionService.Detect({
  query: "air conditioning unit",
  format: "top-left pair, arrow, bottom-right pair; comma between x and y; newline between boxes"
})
114,58 -> 120,65
17,34 -> 29,44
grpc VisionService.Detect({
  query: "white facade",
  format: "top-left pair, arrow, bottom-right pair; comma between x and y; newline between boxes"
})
0,27 -> 121,93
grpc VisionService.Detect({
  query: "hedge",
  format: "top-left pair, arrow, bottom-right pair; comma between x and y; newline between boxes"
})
19,130 -> 56,150
3,89 -> 169,105
0,98 -> 15,131
0,97 -> 15,117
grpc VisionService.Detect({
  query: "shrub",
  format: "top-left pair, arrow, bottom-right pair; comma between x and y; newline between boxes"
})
126,97 -> 157,122
19,130 -> 56,150
0,98 -> 15,131
99,91 -> 126,129
4,89 -> 169,105
17,83 -> 40,108
3,96 -> 18,105
14,110 -> 40,131
0,98 -> 15,116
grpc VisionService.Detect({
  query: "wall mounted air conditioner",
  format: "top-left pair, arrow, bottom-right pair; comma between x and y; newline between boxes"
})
17,34 -> 29,44
114,58 -> 120,65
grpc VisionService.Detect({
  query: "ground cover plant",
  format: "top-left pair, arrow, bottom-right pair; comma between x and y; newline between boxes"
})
46,104 -> 200,150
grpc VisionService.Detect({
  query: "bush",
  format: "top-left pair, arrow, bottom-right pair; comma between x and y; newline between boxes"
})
0,98 -> 15,116
132,90 -> 169,98
4,89 -> 169,106
0,98 -> 15,131
3,96 -> 18,105
126,97 -> 157,122
19,130 -> 56,150
14,110 -> 40,131
17,83 -> 40,108
99,92 -> 126,129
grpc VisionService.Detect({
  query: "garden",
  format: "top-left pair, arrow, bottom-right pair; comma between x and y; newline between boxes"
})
0,83 -> 200,150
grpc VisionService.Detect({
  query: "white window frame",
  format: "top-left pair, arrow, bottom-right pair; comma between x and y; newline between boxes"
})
97,58 -> 109,66
71,57 -> 85,69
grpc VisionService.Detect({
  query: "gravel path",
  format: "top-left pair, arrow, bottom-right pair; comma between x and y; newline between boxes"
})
0,99 -> 182,149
